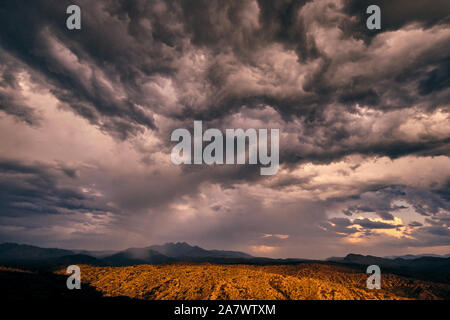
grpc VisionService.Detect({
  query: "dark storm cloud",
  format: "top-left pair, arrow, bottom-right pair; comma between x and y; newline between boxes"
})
409,221 -> 423,227
0,50 -> 40,125
321,216 -> 401,237
352,218 -> 401,229
0,86 -> 38,125
396,223 -> 450,248
321,184 -> 450,243
0,159 -> 111,217
178,0 -> 317,60
321,217 -> 358,235
0,0 -> 160,138
434,179 -> 450,202
0,0 -> 448,155
344,185 -> 450,217
419,56 -> 450,96
338,201 -> 408,221
282,134 -> 450,168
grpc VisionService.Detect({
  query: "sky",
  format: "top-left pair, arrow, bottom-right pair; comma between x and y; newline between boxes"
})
0,0 -> 449,259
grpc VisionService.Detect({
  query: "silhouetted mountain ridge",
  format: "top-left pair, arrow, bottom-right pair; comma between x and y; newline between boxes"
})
0,242 -> 256,267
384,253 -> 450,260
102,247 -> 174,266
327,253 -> 450,283
0,243 -> 73,261
147,242 -> 252,259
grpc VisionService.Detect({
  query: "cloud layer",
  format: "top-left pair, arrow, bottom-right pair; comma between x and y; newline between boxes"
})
0,0 -> 449,258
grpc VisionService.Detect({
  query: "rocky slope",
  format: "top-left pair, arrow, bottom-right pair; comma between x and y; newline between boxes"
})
54,263 -> 450,300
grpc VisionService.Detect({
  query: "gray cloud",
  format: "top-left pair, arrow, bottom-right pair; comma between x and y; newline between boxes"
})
0,159 -> 112,217
0,50 -> 40,125
353,218 -> 401,229
0,0 -> 449,257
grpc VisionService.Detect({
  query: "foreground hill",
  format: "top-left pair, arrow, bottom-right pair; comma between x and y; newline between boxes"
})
50,263 -> 450,300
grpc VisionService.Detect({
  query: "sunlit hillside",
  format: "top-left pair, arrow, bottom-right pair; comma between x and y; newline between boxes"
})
54,263 -> 450,300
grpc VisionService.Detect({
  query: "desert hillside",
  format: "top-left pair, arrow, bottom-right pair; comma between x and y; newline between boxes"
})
55,263 -> 450,300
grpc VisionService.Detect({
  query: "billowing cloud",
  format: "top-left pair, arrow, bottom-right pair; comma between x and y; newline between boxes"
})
0,0 -> 449,258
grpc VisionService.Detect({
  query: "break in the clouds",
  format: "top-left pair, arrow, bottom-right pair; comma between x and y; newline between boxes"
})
0,0 -> 449,258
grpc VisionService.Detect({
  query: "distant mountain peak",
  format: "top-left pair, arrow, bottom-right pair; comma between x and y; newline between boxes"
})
164,241 -> 194,247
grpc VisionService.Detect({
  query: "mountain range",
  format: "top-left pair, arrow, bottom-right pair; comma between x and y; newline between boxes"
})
0,242 -> 258,267
384,253 -> 450,260
327,253 -> 450,283
1,242 -> 449,283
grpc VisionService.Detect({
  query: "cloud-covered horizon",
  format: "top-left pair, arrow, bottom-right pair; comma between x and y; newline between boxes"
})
0,0 -> 449,258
